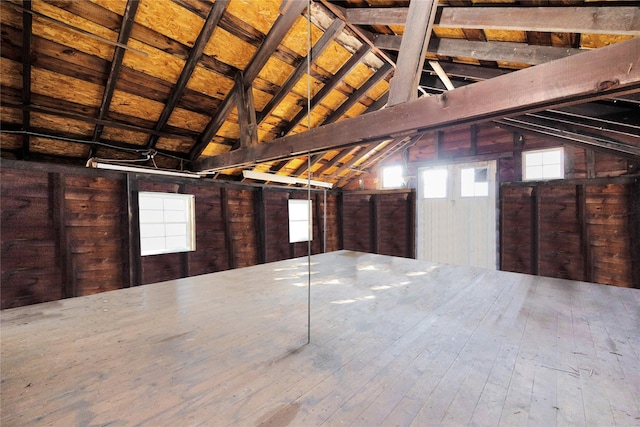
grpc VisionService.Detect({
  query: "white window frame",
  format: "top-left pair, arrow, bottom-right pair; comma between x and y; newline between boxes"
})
381,165 -> 404,189
523,147 -> 564,181
288,199 -> 312,243
421,168 -> 448,199
139,192 -> 196,256
461,167 -> 489,198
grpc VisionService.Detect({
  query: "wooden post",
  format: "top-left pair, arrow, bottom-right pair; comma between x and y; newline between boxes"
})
629,179 -> 640,288
338,192 -> 344,250
126,174 -> 141,287
370,194 -> 379,254
221,187 -> 235,270
52,173 -> 74,297
470,124 -> 478,156
254,187 -> 267,264
531,186 -> 539,275
586,149 -> 596,178
407,190 -> 416,259
513,132 -> 524,181
179,183 -> 190,278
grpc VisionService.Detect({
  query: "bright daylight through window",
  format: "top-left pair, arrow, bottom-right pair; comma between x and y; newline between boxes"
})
422,168 -> 448,198
382,165 -> 404,189
288,199 -> 312,243
524,147 -> 564,180
461,167 -> 489,197
139,192 -> 195,256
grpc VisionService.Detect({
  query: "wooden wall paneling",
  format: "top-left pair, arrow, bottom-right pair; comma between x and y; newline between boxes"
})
585,183 -> 635,287
500,185 -> 534,274
53,173 -> 74,298
370,194 -> 379,254
226,187 -> 259,268
342,194 -> 373,253
0,169 -> 61,308
629,179 -> 640,288
262,189 -> 290,263
577,184 -> 594,283
531,186 -> 539,276
65,175 -> 127,295
127,174 -> 141,287
254,187 -> 267,264
536,185 -> 584,281
221,186 -> 236,270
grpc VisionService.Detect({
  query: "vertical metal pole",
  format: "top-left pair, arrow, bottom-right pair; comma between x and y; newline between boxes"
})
306,0 -> 312,345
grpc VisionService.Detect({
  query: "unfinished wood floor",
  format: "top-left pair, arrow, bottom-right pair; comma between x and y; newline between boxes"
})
2,251 -> 639,426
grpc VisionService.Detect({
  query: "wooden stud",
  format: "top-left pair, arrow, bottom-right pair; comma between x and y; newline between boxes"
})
91,0 -> 140,157
254,187 -> 267,264
629,179 -> 640,288
513,132 -> 523,181
236,72 -> 259,149
370,194 -> 379,253
52,173 -> 74,297
126,174 -> 142,287
407,190 -> 416,258
531,186 -> 539,276
221,187 -> 236,270
577,184 -> 593,283
470,124 -> 478,156
586,149 -> 596,179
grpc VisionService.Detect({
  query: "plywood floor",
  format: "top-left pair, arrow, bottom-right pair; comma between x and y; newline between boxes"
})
2,251 -> 639,426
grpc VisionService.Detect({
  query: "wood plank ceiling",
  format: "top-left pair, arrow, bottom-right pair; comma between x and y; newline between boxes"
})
1,0 -> 639,187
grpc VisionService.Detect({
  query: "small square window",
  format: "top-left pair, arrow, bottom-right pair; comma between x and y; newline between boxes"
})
523,148 -> 564,181
139,192 -> 195,256
381,165 -> 404,189
422,168 -> 448,198
461,167 -> 489,197
289,199 -> 312,243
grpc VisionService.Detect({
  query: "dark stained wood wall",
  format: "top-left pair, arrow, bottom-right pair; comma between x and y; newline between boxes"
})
342,190 -> 415,259
1,160 -> 341,308
501,177 -> 640,288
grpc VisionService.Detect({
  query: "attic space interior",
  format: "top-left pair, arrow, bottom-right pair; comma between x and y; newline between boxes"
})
1,0 -> 640,426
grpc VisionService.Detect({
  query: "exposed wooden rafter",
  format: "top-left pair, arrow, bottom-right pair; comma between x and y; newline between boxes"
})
342,6 -> 640,36
146,0 -> 228,150
257,18 -> 345,124
376,36 -> 584,65
189,0 -> 308,161
194,38 -> 640,174
280,43 -> 372,136
90,0 -> 140,157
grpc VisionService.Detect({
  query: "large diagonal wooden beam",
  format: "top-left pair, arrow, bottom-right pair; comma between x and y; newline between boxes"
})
89,0 -> 139,157
344,6 -> 640,36
280,43 -> 371,136
189,0 -> 308,161
146,0 -> 227,150
377,36 -> 583,65
194,38 -> 640,172
235,71 -> 258,148
257,19 -> 344,124
387,0 -> 438,106
20,0 -> 32,159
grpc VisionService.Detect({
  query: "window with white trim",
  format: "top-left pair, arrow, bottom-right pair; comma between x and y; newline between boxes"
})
139,192 -> 195,256
381,165 -> 404,189
422,168 -> 448,198
461,167 -> 489,197
523,147 -> 564,181
288,199 -> 312,243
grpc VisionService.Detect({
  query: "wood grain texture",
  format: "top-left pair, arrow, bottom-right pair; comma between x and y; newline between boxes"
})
2,251 -> 639,426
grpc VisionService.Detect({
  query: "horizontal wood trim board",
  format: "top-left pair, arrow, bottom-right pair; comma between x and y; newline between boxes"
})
345,6 -> 640,36
194,38 -> 640,172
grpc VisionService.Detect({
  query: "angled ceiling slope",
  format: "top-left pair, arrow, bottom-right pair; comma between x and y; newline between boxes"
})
0,0 -> 638,187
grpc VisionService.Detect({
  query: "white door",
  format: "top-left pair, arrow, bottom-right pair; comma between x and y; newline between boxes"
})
417,161 -> 497,269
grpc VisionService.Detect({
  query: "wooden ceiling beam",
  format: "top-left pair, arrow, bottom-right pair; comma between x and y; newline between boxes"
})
387,0 -> 438,106
189,0 -> 308,161
20,0 -> 32,160
236,71 -> 258,149
193,38 -> 640,172
90,0 -> 139,157
496,117 -> 640,159
377,36 -> 583,65
257,19 -> 345,123
343,6 -> 640,36
146,0 -> 228,150
280,43 -> 371,136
